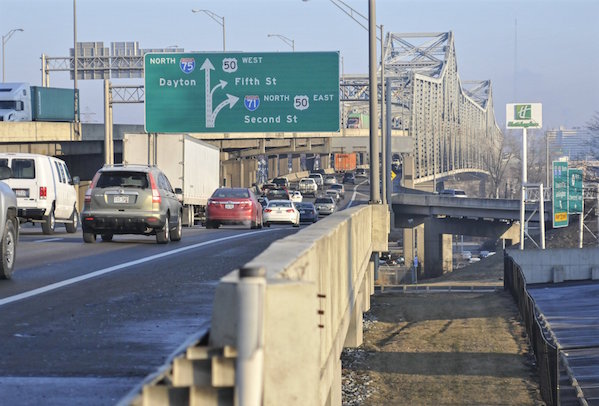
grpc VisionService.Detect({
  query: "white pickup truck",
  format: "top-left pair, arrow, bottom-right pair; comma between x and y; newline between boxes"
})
298,178 -> 318,197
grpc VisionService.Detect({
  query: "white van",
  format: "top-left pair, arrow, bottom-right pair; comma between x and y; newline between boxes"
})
0,153 -> 79,234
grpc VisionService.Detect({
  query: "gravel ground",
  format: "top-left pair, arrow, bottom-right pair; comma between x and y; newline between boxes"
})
341,220 -> 594,405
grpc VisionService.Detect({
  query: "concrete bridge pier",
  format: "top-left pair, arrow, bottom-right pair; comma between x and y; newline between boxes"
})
267,156 -> 279,179
291,155 -> 302,173
221,158 -> 258,187
278,154 -> 290,177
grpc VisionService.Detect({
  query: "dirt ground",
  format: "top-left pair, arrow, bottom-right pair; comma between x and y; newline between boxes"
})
341,218 -> 595,405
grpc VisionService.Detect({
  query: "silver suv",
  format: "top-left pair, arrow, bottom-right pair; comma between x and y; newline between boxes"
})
0,166 -> 18,279
81,165 -> 183,244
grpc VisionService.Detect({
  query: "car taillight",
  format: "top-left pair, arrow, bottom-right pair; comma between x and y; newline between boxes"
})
148,173 -> 161,203
264,209 -> 272,213
85,172 -> 101,204
39,186 -> 47,199
286,209 -> 294,213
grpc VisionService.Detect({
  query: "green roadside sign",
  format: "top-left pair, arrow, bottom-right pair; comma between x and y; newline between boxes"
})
552,161 -> 568,228
568,168 -> 583,214
144,52 -> 340,133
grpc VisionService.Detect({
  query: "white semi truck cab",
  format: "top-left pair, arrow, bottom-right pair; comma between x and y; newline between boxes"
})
0,83 -> 32,122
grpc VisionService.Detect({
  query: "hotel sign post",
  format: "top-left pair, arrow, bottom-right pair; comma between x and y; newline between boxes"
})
507,103 -> 543,249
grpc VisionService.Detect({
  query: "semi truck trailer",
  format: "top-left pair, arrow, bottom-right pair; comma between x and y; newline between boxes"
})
0,83 -> 79,122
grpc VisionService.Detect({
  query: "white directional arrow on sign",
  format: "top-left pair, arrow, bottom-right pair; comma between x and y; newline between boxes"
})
201,58 -> 239,128
210,94 -> 239,124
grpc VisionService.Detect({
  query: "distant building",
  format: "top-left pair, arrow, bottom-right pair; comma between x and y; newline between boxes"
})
546,127 -> 598,161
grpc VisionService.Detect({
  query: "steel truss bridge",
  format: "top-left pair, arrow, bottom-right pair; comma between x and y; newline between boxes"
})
341,31 -> 502,184
40,33 -> 502,184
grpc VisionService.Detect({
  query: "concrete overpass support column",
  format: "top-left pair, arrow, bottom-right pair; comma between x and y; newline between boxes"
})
291,156 -> 302,173
278,155 -> 289,177
222,160 -> 243,187
442,234 -> 453,273
268,157 -> 277,181
423,218 -> 447,279
242,158 -> 258,188
320,154 -> 331,170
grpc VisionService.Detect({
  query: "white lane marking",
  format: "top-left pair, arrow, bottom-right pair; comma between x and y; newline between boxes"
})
32,238 -> 64,243
0,230 -> 275,308
346,180 -> 368,209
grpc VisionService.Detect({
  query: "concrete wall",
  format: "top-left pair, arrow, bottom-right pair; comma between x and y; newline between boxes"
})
508,248 -> 599,284
209,204 -> 389,405
0,122 -> 79,141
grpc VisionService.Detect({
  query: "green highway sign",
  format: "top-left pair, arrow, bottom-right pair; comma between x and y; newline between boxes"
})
568,168 -> 583,214
552,161 -> 568,228
144,52 -> 340,133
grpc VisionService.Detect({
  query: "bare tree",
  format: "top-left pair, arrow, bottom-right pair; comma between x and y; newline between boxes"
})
482,132 -> 518,198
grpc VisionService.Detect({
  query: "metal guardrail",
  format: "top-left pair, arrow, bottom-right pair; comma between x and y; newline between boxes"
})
504,253 -> 561,406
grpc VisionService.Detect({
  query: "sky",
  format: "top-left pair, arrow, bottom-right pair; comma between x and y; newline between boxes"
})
1,0 -> 598,130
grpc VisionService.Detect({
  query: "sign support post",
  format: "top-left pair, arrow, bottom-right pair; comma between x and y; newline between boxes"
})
507,103 -> 542,249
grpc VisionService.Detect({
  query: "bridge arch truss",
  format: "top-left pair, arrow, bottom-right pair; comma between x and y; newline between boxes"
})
341,32 -> 503,183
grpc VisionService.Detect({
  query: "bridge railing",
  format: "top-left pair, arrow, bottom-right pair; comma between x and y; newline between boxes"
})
126,203 -> 389,405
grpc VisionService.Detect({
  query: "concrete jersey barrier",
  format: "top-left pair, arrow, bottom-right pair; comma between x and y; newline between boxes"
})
129,203 -> 389,405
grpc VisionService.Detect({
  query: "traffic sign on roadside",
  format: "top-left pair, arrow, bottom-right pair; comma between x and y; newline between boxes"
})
568,168 -> 583,214
144,52 -> 340,133
552,160 -> 568,228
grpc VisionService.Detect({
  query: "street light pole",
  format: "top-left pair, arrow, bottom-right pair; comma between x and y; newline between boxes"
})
2,28 -> 24,82
368,0 -> 380,203
191,9 -> 226,52
267,34 -> 295,52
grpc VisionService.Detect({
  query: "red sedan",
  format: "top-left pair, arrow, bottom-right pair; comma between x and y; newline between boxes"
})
205,187 -> 263,229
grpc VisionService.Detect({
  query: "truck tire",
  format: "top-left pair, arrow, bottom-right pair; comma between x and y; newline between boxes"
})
156,217 -> 170,244
170,212 -> 182,242
65,207 -> 79,233
0,219 -> 17,279
41,206 -> 56,235
83,232 -> 96,243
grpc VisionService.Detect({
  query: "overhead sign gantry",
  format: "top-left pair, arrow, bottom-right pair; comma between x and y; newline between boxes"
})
144,52 -> 340,133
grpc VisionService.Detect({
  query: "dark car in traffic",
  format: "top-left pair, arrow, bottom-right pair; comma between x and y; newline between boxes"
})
342,172 -> 355,184
295,202 -> 319,223
266,188 -> 290,201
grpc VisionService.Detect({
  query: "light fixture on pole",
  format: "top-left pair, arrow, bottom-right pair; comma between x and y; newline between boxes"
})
2,28 -> 24,82
267,34 -> 295,52
191,9 -> 225,52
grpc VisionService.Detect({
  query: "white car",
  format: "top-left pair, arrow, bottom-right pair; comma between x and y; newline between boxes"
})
263,199 -> 300,227
325,189 -> 341,202
290,190 -> 303,203
324,175 -> 338,185
0,153 -> 80,234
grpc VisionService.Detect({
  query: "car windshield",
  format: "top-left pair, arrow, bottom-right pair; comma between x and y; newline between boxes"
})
269,201 -> 292,208
212,188 -> 250,198
315,198 -> 333,204
300,179 -> 313,184
296,202 -> 312,209
97,171 -> 149,188
331,185 -> 342,190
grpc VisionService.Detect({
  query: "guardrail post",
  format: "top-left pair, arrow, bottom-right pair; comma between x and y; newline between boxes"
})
235,266 -> 266,406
